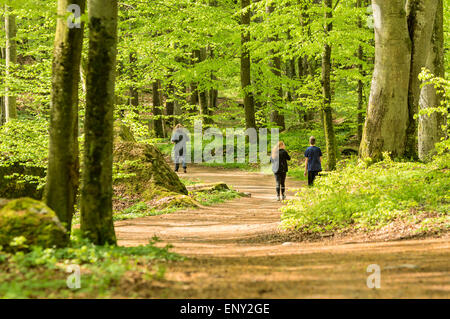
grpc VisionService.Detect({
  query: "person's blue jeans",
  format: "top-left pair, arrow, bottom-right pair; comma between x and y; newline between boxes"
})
174,155 -> 186,172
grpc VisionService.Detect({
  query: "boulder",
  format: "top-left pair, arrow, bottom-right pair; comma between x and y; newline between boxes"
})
113,124 -> 194,211
0,198 -> 68,253
186,182 -> 229,193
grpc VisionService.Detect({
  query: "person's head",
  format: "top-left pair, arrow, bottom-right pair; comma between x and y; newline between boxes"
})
271,141 -> 286,158
309,136 -> 316,146
173,123 -> 183,132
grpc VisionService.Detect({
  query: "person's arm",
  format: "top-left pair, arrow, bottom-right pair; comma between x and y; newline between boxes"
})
286,151 -> 291,161
304,157 -> 308,177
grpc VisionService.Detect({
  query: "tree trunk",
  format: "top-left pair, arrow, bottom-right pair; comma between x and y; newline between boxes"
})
360,0 -> 411,160
0,47 -> 5,125
45,0 -> 86,233
5,7 -> 17,121
418,0 -> 445,161
128,52 -> 139,108
165,79 -> 175,128
152,80 -> 164,137
404,0 -> 439,158
322,0 -> 337,170
80,0 -> 118,245
195,48 -> 211,123
189,50 -> 199,106
266,3 -> 285,131
241,0 -> 256,129
356,0 -> 366,143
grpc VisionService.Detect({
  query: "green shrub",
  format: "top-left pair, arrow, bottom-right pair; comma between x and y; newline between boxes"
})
281,155 -> 450,232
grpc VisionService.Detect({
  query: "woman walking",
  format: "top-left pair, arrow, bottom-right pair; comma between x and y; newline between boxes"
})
270,141 -> 291,201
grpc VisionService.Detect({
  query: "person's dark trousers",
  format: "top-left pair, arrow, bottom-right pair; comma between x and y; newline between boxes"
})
308,170 -> 319,186
274,172 -> 287,196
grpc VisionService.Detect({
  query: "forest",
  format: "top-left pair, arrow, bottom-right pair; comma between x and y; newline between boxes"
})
0,0 -> 448,300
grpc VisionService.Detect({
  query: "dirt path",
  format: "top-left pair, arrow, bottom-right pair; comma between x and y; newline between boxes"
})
115,166 -> 449,298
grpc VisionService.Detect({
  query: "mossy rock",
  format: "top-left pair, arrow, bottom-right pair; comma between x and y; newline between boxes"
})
150,194 -> 199,210
0,164 -> 45,200
187,182 -> 230,193
0,198 -> 68,253
113,133 -> 189,213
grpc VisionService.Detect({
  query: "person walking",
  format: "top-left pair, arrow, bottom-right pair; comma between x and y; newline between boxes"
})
171,124 -> 189,173
304,136 -> 322,186
270,141 -> 291,201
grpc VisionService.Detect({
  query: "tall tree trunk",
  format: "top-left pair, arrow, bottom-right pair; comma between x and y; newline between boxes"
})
404,0 -> 439,158
418,0 -> 445,161
152,80 -> 164,137
45,0 -> 86,233
360,0 -> 411,160
266,3 -> 285,131
0,47 -> 5,125
241,0 -> 256,129
356,0 -> 365,143
195,48 -> 211,123
208,48 -> 218,110
4,7 -> 17,121
189,50 -> 199,106
128,52 -> 139,108
165,79 -> 175,128
322,0 -> 336,170
81,0 -> 118,245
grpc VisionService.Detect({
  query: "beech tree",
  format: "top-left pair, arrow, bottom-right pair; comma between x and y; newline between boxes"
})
360,0 -> 441,160
80,0 -> 118,245
418,0 -> 445,161
321,0 -> 336,170
240,0 -> 256,129
4,5 -> 17,121
45,0 -> 86,232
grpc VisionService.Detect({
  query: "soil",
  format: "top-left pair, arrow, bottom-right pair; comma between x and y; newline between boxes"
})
114,165 -> 450,298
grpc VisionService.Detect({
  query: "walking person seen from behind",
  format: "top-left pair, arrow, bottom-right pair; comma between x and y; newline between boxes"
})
304,136 -> 322,186
171,124 -> 189,173
270,141 -> 291,201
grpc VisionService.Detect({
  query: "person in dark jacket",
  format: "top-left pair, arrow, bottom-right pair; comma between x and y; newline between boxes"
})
304,136 -> 322,186
270,141 -> 291,201
171,124 -> 190,173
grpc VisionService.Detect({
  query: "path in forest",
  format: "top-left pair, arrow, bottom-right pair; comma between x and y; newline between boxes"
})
115,166 -> 449,298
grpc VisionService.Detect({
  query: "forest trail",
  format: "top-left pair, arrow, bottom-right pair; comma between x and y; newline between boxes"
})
114,166 -> 449,298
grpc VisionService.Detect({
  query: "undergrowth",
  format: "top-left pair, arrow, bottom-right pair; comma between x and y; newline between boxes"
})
0,230 -> 181,298
281,153 -> 450,233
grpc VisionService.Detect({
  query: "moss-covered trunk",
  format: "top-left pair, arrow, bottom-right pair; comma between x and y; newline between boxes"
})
80,0 -> 118,245
45,0 -> 85,232
360,0 -> 411,160
241,0 -> 256,130
322,0 -> 336,170
4,7 -> 17,121
418,0 -> 445,161
404,0 -> 439,159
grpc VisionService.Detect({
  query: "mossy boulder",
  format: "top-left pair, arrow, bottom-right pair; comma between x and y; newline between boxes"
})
0,164 -> 45,200
113,126 -> 194,211
0,198 -> 68,253
186,183 -> 230,193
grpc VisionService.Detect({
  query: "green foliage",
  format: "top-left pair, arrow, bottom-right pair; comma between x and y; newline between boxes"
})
0,230 -> 180,298
281,155 -> 450,233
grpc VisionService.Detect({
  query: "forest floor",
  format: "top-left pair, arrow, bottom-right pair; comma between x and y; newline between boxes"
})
114,165 -> 449,298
